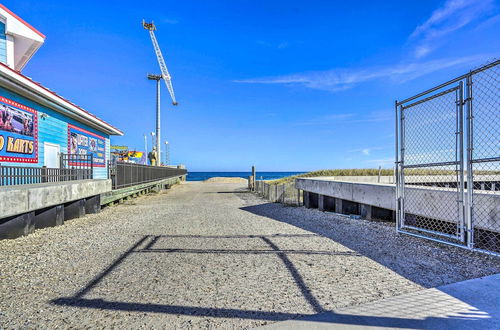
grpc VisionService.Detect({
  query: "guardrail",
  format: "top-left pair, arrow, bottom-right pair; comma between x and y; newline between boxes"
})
108,161 -> 187,190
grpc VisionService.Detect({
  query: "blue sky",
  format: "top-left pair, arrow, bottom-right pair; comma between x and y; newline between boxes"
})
7,0 -> 500,171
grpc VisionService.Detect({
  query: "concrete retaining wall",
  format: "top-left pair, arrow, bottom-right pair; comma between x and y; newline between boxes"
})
101,176 -> 184,205
0,175 -> 186,240
0,179 -> 111,219
0,179 -> 111,239
313,175 -> 497,185
296,177 -> 500,232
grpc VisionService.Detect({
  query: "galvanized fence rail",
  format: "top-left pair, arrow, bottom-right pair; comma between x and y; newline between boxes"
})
109,161 -> 187,190
396,60 -> 500,256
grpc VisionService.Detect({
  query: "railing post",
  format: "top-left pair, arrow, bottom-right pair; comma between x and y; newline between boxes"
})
41,166 -> 47,183
465,74 -> 474,249
90,154 -> 94,179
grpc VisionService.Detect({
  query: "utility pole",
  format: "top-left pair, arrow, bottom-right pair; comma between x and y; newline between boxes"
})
252,165 -> 256,191
150,131 -> 156,151
165,141 -> 170,165
148,74 -> 162,164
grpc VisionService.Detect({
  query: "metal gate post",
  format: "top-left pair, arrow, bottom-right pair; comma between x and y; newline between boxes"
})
395,100 -> 400,230
457,81 -> 466,242
465,74 -> 474,249
399,104 -> 406,229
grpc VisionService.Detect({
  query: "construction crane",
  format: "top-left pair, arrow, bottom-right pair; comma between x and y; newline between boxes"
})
143,20 -> 178,165
143,20 -> 178,106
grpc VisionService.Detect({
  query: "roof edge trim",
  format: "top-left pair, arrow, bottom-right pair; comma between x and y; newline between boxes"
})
0,4 -> 46,39
0,63 -> 123,136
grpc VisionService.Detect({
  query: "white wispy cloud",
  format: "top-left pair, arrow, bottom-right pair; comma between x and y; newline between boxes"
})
366,158 -> 394,166
410,0 -> 494,58
350,147 -> 383,156
234,1 -> 495,93
235,55 -> 485,91
474,13 -> 500,31
295,110 -> 391,126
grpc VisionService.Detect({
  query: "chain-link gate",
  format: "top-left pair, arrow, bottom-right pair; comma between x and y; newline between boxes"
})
466,63 -> 500,254
396,60 -> 499,256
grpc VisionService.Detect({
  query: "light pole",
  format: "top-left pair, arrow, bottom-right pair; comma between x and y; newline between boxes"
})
148,73 -> 162,164
150,132 -> 156,151
165,141 -> 170,165
144,134 -> 148,154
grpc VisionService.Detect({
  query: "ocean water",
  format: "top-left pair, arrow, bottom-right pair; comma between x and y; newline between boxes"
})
186,172 -> 305,181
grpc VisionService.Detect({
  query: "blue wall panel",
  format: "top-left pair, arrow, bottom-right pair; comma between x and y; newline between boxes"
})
0,86 -> 111,179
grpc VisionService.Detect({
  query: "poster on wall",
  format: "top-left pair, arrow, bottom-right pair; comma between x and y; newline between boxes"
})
0,96 -> 38,163
127,151 -> 146,164
68,124 -> 106,167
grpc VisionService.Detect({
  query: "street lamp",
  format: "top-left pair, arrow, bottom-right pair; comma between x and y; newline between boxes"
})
150,132 -> 155,150
144,134 -> 148,154
148,73 -> 162,164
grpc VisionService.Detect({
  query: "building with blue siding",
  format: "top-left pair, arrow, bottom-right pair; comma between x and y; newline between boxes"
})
0,4 -> 122,179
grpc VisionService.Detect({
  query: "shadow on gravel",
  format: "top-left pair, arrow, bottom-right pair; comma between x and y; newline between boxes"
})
239,203 -> 500,287
50,233 -> 495,328
51,234 -> 329,322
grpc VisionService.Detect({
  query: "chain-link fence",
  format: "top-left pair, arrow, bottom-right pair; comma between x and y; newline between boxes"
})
396,60 -> 499,256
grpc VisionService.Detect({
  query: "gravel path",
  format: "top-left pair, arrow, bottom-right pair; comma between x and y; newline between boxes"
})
1,182 -> 499,329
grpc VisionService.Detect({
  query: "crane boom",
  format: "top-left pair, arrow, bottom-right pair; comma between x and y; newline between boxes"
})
143,21 -> 178,106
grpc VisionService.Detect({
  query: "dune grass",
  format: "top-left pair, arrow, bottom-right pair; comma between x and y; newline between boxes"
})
267,168 -> 393,185
266,168 -> 500,185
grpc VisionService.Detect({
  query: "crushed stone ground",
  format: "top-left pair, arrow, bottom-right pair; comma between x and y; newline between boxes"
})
1,182 -> 499,329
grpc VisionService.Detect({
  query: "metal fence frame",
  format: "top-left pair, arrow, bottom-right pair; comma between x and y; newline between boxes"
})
109,161 -> 187,190
59,153 -> 94,181
0,153 -> 93,186
395,60 -> 500,256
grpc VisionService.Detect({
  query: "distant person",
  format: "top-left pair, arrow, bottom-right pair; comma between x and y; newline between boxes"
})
148,147 -> 158,166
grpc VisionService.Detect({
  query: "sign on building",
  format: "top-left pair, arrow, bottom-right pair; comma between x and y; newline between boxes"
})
68,124 -> 106,167
0,96 -> 38,163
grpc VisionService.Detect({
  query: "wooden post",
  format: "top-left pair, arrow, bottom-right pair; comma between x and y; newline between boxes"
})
251,166 -> 256,191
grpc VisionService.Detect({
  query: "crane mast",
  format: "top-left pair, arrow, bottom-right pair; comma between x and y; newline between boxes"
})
143,20 -> 178,106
